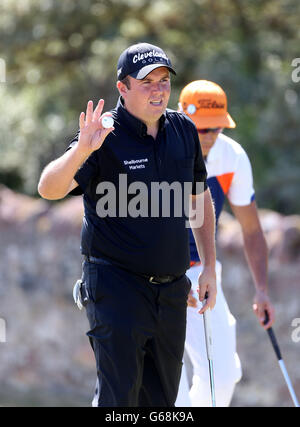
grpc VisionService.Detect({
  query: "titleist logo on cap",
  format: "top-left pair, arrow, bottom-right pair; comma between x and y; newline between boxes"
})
132,50 -> 168,64
197,99 -> 225,109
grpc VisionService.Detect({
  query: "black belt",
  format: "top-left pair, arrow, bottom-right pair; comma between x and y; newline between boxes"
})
84,255 -> 181,284
140,274 -> 181,284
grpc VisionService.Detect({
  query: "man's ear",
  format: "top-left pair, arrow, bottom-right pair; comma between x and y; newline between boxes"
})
116,81 -> 127,97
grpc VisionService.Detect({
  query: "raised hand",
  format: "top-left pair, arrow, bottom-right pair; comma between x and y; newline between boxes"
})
78,99 -> 114,155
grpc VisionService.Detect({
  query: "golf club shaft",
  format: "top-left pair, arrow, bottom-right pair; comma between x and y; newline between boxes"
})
208,360 -> 216,407
264,311 -> 299,407
203,296 -> 216,407
278,359 -> 300,407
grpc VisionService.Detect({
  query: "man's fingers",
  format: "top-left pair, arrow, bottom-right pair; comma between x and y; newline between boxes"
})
197,288 -> 210,314
85,100 -> 93,124
198,299 -> 209,314
198,294 -> 216,314
93,99 -> 104,122
253,303 -> 265,323
197,285 -> 207,302
261,307 -> 272,329
81,100 -> 104,128
79,112 -> 85,129
253,303 -> 275,330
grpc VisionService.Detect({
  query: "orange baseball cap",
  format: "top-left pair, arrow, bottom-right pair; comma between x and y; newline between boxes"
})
179,80 -> 236,129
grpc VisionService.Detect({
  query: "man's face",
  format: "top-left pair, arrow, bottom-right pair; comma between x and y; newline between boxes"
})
118,67 -> 171,126
197,128 -> 222,157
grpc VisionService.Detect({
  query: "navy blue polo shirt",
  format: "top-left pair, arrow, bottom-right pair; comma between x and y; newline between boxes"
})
67,97 -> 207,276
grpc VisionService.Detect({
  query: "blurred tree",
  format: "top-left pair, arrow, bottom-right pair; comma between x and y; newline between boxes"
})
0,0 -> 299,213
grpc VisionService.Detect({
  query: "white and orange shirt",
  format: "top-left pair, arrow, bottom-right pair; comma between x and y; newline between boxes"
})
190,132 -> 255,261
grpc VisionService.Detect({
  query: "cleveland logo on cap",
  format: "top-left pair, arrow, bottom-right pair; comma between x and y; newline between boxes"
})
132,50 -> 169,64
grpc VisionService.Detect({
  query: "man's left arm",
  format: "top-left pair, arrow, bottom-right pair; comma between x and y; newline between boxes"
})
229,200 -> 275,329
190,188 -> 217,314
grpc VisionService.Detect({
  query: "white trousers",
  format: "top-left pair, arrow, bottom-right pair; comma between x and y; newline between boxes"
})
176,261 -> 242,407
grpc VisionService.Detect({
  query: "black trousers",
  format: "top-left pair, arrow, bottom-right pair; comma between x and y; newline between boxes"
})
82,259 -> 191,407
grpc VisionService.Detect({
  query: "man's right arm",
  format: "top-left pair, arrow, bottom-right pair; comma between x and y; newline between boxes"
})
38,147 -> 88,200
38,99 -> 114,200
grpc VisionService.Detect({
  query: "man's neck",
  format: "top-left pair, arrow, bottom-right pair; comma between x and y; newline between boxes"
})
146,122 -> 159,139
122,98 -> 161,139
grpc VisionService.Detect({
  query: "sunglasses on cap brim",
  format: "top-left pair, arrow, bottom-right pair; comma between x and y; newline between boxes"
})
197,127 -> 222,134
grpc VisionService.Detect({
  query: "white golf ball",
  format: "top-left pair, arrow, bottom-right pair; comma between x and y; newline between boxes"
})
101,116 -> 114,129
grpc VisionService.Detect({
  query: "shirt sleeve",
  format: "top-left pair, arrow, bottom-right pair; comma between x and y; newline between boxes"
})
66,131 -> 99,196
227,148 -> 255,206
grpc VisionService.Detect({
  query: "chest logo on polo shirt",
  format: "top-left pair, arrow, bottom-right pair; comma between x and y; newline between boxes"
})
123,158 -> 149,170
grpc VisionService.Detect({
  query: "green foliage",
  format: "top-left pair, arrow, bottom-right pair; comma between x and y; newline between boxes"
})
0,0 -> 299,213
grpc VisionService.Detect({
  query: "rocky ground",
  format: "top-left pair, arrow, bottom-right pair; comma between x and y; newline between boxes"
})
0,185 -> 299,407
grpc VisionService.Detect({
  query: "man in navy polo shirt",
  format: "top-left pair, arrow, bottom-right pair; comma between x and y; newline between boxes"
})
38,43 -> 217,407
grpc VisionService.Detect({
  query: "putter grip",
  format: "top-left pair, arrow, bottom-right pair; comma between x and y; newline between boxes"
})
264,310 -> 282,361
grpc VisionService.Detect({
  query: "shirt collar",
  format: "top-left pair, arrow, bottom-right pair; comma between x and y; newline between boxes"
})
116,97 -> 166,138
